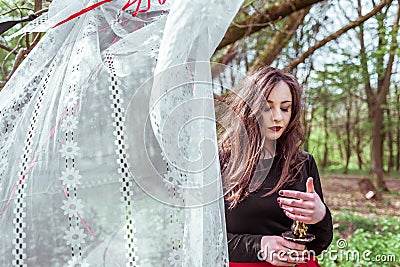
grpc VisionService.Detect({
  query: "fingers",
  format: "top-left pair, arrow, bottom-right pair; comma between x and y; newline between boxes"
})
280,205 -> 313,216
278,193 -> 327,224
278,176 -> 315,199
280,204 -> 314,220
280,238 -> 306,251
277,178 -> 316,222
277,196 -> 315,209
268,249 -> 309,266
260,236 -> 310,266
282,203 -> 326,224
277,179 -> 325,224
268,240 -> 308,266
279,190 -> 314,201
282,209 -> 312,223
278,239 -> 309,265
306,177 -> 315,193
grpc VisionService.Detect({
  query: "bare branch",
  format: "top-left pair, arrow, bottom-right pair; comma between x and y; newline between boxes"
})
211,43 -> 239,78
8,48 -> 27,78
285,0 -> 390,72
250,7 -> 310,72
358,0 -> 374,104
4,32 -> 42,83
35,8 -> 49,17
30,32 -> 42,48
1,7 -> 33,16
1,34 -> 24,81
0,43 -> 17,54
0,0 -> 14,12
336,2 -> 354,23
14,3 -> 24,19
379,0 -> 400,101
218,0 -> 324,50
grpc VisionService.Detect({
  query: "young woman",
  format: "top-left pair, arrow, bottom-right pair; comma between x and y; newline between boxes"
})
218,67 -> 333,266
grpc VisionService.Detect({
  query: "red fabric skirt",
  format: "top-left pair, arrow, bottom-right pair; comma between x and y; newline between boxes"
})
230,257 -> 321,267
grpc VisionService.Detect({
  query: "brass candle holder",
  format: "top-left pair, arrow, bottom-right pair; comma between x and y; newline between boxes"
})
282,221 -> 315,244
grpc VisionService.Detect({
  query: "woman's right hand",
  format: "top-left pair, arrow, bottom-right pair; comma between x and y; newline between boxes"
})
259,236 -> 309,266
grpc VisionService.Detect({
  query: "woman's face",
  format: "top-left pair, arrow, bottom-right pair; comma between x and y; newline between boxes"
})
260,81 -> 292,142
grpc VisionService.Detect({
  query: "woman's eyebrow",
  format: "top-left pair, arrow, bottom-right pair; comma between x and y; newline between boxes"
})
267,100 -> 292,104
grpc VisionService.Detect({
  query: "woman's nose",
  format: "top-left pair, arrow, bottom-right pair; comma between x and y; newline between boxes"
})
272,108 -> 283,121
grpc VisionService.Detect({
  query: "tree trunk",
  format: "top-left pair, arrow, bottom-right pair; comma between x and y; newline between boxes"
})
358,178 -> 383,200
302,91 -> 315,152
322,103 -> 329,168
34,0 -> 42,12
386,106 -> 394,172
250,7 -> 310,72
397,86 -> 400,171
357,0 -> 396,191
344,100 -> 352,174
218,0 -> 324,50
371,103 -> 389,190
335,127 -> 344,162
371,1 -> 399,190
354,98 -> 363,170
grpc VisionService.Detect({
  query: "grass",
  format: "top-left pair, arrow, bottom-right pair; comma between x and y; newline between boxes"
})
320,168 -> 400,179
318,212 -> 400,267
313,155 -> 400,266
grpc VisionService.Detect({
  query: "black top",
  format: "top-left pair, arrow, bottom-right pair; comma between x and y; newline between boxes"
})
224,152 -> 333,262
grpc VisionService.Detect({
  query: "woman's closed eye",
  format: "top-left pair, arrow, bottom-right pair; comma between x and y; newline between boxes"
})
264,106 -> 291,112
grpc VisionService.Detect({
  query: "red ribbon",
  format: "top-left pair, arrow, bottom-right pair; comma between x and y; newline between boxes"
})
122,0 -> 149,16
53,0 -> 167,28
53,0 -> 112,28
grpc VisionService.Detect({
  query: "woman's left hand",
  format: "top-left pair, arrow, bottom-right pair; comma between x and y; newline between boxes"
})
277,177 -> 326,224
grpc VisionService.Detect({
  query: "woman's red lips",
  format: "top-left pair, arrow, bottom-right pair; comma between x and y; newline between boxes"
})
269,126 -> 282,131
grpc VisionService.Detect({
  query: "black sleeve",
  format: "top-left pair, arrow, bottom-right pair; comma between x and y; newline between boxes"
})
227,232 -> 264,262
306,155 -> 333,255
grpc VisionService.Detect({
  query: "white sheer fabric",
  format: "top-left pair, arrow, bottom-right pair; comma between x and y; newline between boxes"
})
0,0 -> 243,266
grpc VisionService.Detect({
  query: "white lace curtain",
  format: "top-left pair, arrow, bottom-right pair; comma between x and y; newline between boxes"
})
0,0 -> 243,266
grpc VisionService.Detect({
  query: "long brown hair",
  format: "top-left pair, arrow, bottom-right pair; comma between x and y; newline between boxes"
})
217,66 -> 306,208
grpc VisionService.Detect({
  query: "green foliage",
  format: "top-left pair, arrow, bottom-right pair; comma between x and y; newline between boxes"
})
0,0 -> 35,86
318,212 -> 400,267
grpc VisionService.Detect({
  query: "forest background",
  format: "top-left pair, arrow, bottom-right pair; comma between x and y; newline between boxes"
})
1,0 -> 399,266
